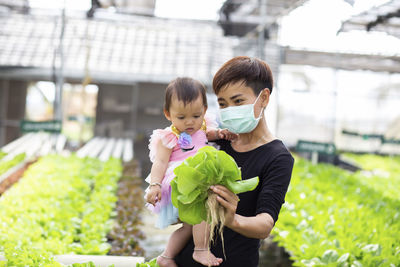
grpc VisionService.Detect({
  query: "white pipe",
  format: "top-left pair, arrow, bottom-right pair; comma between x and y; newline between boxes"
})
1,133 -> 37,162
56,255 -> 145,266
87,138 -> 107,158
0,255 -> 144,267
76,137 -> 99,158
39,133 -> 54,156
25,133 -> 47,158
0,133 -> 33,153
55,134 -> 67,153
99,138 -> 116,162
122,138 -> 133,162
112,138 -> 124,159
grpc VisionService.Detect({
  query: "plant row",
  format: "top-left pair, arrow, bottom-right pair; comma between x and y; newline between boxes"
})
342,153 -> 400,201
0,154 -> 121,266
272,157 -> 400,267
0,152 -> 26,177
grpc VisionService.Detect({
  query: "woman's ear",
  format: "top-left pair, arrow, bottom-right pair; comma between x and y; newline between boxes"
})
261,88 -> 270,108
164,109 -> 171,121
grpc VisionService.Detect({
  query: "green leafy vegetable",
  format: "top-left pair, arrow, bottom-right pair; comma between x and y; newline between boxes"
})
136,258 -> 158,267
0,153 -> 26,176
272,156 -> 400,266
0,155 -> 122,266
171,146 -> 259,225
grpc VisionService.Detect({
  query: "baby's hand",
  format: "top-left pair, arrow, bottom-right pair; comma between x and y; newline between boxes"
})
218,129 -> 238,141
146,185 -> 162,206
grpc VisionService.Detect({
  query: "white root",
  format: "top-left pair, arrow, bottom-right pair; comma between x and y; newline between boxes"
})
206,190 -> 226,262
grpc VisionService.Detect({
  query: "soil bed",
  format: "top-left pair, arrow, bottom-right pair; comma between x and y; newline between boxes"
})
259,236 -> 293,267
0,160 -> 35,195
107,160 -> 146,256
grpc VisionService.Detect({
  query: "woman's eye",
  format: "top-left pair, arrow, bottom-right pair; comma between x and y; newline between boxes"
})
234,99 -> 243,104
218,103 -> 225,108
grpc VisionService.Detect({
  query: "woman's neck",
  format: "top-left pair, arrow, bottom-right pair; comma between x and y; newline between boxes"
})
231,120 -> 275,151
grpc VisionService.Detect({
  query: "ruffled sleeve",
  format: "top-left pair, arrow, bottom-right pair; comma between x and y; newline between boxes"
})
148,127 -> 177,163
204,112 -> 219,129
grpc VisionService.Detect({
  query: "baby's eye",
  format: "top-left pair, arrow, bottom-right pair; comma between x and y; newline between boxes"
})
177,117 -> 184,120
194,115 -> 200,118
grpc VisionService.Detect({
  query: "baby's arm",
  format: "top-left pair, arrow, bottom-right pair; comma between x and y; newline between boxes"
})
206,127 -> 238,141
146,140 -> 173,206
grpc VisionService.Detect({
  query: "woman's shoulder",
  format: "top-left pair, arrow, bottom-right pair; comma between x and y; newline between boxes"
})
259,139 -> 294,165
265,139 -> 292,156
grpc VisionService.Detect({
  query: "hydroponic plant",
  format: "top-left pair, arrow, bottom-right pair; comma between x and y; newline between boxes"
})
171,146 -> 259,255
0,154 -> 122,266
272,157 -> 400,267
0,153 -> 26,176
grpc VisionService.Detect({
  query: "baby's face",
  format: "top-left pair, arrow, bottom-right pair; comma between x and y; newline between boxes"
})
165,95 -> 206,135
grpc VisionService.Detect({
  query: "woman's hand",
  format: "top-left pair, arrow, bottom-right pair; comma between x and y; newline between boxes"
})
218,129 -> 238,141
210,185 -> 239,228
146,185 -> 162,206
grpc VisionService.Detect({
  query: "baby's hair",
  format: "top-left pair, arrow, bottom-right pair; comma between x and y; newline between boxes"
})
164,77 -> 208,112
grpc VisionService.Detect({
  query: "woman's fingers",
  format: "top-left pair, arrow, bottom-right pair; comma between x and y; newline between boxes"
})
211,185 -> 238,210
212,185 -> 238,201
211,185 -> 238,227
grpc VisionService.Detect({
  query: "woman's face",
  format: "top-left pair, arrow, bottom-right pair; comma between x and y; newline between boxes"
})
217,80 -> 264,118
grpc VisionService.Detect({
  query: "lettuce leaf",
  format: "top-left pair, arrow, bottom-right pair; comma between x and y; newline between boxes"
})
171,146 -> 259,225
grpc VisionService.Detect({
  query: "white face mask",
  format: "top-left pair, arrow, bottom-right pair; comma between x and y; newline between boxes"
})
218,92 -> 264,134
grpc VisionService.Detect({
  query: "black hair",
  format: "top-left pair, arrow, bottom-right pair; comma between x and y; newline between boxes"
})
213,56 -> 274,95
164,77 -> 208,112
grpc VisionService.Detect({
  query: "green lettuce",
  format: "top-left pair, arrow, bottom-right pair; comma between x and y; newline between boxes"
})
171,146 -> 259,225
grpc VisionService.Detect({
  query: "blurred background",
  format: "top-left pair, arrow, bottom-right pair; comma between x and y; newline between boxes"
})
0,0 -> 399,176
1,0 -> 400,266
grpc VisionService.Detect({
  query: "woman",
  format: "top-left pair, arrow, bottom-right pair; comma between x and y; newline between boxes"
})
175,56 -> 294,267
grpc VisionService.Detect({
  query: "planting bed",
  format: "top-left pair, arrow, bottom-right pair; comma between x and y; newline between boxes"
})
0,153 -> 26,180
272,155 -> 400,267
0,160 -> 34,195
0,154 -> 145,266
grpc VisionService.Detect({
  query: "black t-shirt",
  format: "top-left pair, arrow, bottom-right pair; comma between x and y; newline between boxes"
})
175,139 -> 294,267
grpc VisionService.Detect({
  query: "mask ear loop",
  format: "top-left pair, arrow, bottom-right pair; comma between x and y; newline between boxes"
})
254,90 -> 266,119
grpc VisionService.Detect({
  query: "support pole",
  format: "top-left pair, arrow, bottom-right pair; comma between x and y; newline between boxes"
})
258,0 -> 267,60
54,5 -> 66,121
0,80 -> 9,147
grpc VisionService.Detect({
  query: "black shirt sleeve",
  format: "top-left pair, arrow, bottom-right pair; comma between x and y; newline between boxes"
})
256,153 -> 294,223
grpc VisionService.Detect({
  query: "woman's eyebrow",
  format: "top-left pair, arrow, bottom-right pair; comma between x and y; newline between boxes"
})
230,94 -> 243,100
217,94 -> 243,102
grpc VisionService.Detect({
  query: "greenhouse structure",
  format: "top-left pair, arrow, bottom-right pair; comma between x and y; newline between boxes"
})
0,0 -> 399,266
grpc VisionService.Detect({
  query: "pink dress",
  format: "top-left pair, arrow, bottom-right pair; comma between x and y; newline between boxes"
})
145,115 -> 217,229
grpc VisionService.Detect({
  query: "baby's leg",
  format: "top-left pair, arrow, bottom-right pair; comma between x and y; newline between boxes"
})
192,221 -> 223,266
157,223 -> 192,267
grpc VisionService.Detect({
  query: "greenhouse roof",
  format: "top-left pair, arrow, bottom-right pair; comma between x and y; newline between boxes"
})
0,11 -> 238,84
282,47 -> 400,73
340,0 -> 400,39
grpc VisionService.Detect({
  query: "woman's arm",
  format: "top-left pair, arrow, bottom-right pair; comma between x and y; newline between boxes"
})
211,185 -> 274,239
